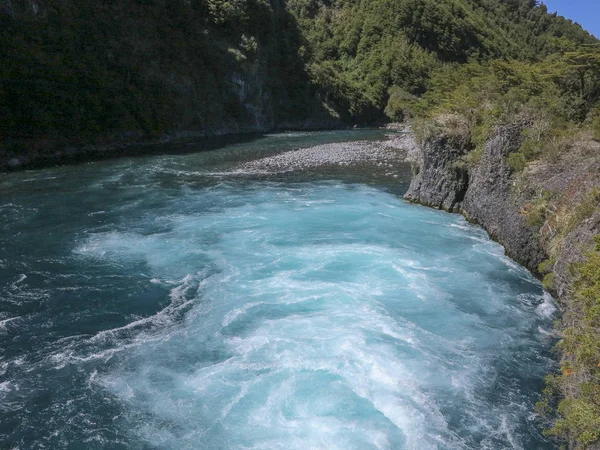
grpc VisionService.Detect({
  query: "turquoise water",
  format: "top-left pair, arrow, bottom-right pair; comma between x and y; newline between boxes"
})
0,131 -> 556,449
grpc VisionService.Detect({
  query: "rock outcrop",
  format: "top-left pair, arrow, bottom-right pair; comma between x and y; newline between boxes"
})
404,124 -> 599,279
404,136 -> 469,212
460,124 -> 546,271
405,124 -> 600,450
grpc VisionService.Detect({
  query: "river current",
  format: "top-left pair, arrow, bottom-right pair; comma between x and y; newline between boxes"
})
0,131 -> 556,449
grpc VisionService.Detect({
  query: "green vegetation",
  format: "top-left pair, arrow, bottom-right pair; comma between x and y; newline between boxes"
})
406,45 -> 600,156
0,0 -> 315,140
290,0 -> 596,122
410,43 -> 600,447
1,0 -> 596,140
538,236 -> 600,449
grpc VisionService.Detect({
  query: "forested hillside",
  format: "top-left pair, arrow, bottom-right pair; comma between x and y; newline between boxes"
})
0,0 -> 595,145
289,0 -> 596,121
0,0 -> 323,144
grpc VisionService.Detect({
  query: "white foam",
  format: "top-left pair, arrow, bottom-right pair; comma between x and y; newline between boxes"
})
28,181 -> 555,449
223,302 -> 265,327
0,316 -> 20,331
536,292 -> 557,319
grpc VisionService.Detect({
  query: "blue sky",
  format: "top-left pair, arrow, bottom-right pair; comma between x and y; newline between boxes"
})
542,0 -> 600,38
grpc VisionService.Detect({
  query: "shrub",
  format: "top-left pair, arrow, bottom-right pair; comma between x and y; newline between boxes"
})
508,151 -> 526,172
542,272 -> 556,290
384,86 -> 419,122
540,236 -> 600,449
566,188 -> 600,234
592,115 -> 600,142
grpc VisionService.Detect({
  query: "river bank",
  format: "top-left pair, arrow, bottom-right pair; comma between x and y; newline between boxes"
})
0,121 -> 344,173
403,122 -> 600,450
2,125 -> 593,448
232,132 -> 415,173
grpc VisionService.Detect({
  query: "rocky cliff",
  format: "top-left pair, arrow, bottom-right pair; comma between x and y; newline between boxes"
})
405,124 -> 548,274
403,135 -> 469,212
406,125 -> 600,295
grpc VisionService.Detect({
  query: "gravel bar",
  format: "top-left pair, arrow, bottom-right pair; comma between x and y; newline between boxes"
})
233,133 -> 417,174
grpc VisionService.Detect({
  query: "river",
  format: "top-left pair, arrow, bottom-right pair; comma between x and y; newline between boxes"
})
0,130 -> 556,449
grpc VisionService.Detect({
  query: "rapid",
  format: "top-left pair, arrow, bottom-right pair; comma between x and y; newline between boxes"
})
0,131 -> 556,449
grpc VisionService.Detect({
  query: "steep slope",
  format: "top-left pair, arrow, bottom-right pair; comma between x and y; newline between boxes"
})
402,51 -> 600,447
289,0 -> 596,122
0,0 -> 331,145
406,122 -> 600,450
1,0 -> 595,153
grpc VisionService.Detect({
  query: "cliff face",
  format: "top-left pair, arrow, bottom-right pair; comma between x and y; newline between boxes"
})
405,126 -> 600,449
460,124 -> 547,271
404,136 -> 469,212
405,124 -> 547,274
405,125 -> 599,289
405,121 -> 600,444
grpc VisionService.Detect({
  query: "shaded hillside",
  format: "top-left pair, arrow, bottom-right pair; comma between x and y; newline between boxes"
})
0,0 -> 326,143
0,0 -> 596,146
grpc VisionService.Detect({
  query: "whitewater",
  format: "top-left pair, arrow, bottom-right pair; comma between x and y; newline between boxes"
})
0,131 -> 556,449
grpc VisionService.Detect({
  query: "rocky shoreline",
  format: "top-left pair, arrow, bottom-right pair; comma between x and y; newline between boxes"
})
404,124 -> 600,295
403,124 -> 600,450
5,124 -> 593,286
3,123 -> 597,448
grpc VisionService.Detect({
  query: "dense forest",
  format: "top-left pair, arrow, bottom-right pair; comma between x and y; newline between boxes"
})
1,0 -> 597,141
0,0 -> 322,142
2,0 -> 600,448
290,0 -> 596,121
